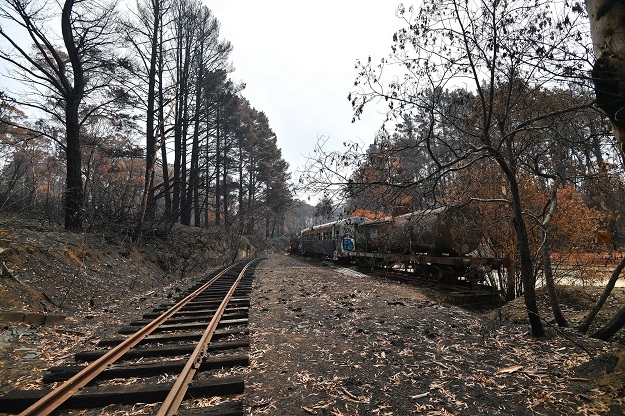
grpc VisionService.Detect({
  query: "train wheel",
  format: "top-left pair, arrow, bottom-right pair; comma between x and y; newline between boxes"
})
441,266 -> 459,283
425,265 -> 443,279
412,264 -> 427,278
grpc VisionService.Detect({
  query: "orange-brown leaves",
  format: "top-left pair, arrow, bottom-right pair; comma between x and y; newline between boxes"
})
349,208 -> 385,220
446,161 -> 605,257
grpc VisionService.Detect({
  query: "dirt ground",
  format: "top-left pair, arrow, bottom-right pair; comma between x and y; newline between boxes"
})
1,215 -> 624,415
246,255 -> 625,416
0,214 -> 246,402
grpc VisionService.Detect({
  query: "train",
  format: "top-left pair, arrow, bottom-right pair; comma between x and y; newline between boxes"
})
294,206 -> 507,283
298,216 -> 369,260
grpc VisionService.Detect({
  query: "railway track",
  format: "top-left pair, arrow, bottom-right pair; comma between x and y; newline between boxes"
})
0,259 -> 259,415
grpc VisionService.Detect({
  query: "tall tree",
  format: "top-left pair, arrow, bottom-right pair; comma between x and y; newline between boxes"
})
181,8 -> 231,226
122,0 -> 170,237
346,0 -> 593,336
170,0 -> 196,222
0,0 -> 122,231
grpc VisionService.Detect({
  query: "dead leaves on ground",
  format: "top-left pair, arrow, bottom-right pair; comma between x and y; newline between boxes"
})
248,256 -> 623,415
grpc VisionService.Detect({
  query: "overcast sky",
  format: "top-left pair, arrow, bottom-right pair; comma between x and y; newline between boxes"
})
208,1 -> 405,183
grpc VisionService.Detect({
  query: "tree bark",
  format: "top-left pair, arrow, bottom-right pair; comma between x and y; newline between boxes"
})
238,131 -> 245,224
579,255 -> 625,333
498,157 -> 544,336
62,0 -> 84,232
222,133 -> 229,228
542,234 -> 568,327
592,303 -> 625,340
586,0 -> 625,154
158,21 -> 171,217
135,0 -> 161,239
145,0 -> 160,221
584,0 -> 625,340
513,187 -> 544,336
541,179 -> 568,327
215,106 -> 221,225
172,21 -> 191,221
246,152 -> 255,234
182,31 -> 203,226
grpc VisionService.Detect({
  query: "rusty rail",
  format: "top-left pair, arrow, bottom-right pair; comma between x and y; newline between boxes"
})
18,262 -> 247,416
157,261 -> 252,415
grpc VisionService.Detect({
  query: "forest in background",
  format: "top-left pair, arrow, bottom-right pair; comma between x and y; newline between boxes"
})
0,0 -> 312,239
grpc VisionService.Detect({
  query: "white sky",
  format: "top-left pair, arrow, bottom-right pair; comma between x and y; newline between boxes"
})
1,1 -> 407,202
207,1 -> 406,184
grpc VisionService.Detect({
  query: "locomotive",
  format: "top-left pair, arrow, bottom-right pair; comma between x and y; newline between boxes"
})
296,206 -> 505,282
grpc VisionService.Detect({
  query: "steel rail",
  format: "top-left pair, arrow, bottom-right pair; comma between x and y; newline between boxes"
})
156,259 -> 254,416
19,263 -> 239,416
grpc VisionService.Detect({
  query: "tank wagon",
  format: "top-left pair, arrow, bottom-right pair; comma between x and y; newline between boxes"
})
298,206 -> 507,283
356,206 -> 483,255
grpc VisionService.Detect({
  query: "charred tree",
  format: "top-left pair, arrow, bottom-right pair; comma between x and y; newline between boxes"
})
0,0 -> 121,231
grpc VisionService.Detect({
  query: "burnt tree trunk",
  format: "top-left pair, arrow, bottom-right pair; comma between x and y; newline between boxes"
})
222,133 -> 229,228
182,33 -> 203,226
62,0 -> 84,232
134,0 -> 161,239
579,255 -> 625,333
238,132 -> 244,225
592,304 -> 625,340
542,234 -> 568,327
542,178 -> 568,327
496,150 -> 545,337
215,106 -> 221,225
159,24 -> 171,217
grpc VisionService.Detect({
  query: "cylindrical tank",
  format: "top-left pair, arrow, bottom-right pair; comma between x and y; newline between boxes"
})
401,206 -> 483,255
356,205 -> 482,255
355,217 -> 409,253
